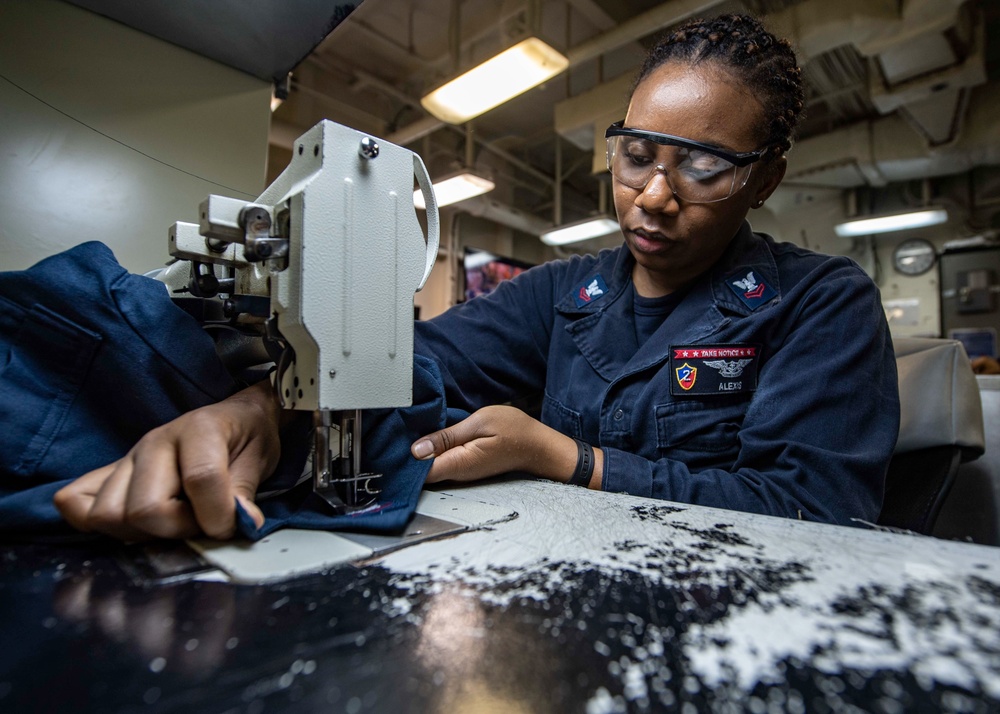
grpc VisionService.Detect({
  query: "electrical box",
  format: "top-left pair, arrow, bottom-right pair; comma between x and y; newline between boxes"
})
940,246 -> 1000,357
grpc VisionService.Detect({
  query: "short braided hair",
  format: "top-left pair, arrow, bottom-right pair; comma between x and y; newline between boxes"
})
632,14 -> 805,160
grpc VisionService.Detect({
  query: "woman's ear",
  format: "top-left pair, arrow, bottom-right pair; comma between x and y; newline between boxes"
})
752,156 -> 787,206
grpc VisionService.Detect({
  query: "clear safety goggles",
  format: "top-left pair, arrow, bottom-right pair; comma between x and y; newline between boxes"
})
605,121 -> 765,204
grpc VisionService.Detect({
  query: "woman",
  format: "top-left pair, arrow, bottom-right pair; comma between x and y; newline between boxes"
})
54,14 -> 899,540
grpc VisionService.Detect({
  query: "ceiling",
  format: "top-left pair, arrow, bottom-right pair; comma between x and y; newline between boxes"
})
67,0 -> 1000,236
64,0 -> 357,84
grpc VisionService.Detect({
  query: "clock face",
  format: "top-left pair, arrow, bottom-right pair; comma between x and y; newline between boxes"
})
893,239 -> 936,276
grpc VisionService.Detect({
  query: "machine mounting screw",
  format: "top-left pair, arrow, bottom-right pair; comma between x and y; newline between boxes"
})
329,369 -> 337,378
359,137 -> 379,159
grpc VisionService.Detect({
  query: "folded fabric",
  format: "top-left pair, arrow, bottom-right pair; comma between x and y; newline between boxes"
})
235,353 -> 449,539
0,242 -> 445,540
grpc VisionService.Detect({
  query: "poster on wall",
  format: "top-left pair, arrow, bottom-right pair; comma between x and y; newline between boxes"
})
463,248 -> 534,301
883,298 -> 921,329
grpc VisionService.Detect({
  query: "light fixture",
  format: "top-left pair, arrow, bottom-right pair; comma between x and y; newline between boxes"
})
271,74 -> 290,112
834,207 -> 948,237
541,216 -> 621,246
421,38 -> 568,124
414,171 -> 495,209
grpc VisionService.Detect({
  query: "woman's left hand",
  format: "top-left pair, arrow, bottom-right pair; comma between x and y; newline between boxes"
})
412,405 -> 593,485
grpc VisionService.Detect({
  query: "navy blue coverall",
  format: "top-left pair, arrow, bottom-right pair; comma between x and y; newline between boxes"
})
415,221 -> 900,525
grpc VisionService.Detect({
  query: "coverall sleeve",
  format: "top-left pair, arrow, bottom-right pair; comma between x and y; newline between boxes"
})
414,264 -> 561,411
602,266 -> 900,526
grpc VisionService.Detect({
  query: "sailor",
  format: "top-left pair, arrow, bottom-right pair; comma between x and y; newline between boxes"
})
54,14 -> 899,539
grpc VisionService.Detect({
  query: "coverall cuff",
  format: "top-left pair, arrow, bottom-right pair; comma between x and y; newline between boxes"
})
600,448 -> 654,499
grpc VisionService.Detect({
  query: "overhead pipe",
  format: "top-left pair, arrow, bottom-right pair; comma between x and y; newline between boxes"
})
459,196 -> 552,236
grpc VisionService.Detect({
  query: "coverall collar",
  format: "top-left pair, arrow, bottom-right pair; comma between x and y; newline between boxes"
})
556,221 -> 781,382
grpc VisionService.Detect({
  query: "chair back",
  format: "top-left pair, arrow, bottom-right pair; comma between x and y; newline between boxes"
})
933,375 -> 1000,544
878,338 -> 985,533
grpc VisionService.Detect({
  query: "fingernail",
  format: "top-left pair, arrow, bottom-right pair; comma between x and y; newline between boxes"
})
412,440 -> 435,459
236,495 -> 265,529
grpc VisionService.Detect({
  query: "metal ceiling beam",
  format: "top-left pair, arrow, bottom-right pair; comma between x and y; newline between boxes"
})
354,0 -> 728,152
565,0 -> 727,66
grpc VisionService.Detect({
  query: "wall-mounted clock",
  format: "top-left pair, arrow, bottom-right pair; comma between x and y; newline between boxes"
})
892,238 -> 936,276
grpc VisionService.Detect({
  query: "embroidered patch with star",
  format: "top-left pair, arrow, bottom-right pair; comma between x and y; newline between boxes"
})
573,274 -> 609,308
726,269 -> 776,311
670,344 -> 761,396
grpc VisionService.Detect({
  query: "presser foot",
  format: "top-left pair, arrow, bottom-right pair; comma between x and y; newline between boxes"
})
314,472 -> 384,514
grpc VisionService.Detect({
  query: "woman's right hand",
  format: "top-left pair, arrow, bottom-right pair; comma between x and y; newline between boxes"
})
54,379 -> 282,542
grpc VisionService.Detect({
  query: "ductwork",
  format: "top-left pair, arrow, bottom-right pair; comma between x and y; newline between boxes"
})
785,81 -> 1000,189
458,195 -> 551,236
767,0 -> 966,61
768,0 -> 984,148
558,0 -> 988,188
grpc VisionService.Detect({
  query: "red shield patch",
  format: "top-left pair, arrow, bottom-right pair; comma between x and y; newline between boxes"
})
675,363 -> 697,391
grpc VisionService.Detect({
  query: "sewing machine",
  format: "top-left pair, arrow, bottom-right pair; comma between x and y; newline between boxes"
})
156,120 -> 439,513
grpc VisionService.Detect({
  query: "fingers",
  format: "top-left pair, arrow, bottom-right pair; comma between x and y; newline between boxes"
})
174,421 -> 241,540
423,439 -> 494,483
412,422 -> 463,460
234,494 -> 265,531
54,464 -> 115,534
411,406 -> 589,488
55,404 -> 270,541
55,447 -> 198,542
54,460 -> 151,542
125,434 -> 200,539
89,460 -> 151,541
411,407 -> 528,483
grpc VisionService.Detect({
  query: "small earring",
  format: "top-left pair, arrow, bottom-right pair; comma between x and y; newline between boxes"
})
753,200 -> 764,209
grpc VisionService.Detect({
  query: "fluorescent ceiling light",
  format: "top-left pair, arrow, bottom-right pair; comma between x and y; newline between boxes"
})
834,208 -> 948,237
414,171 -> 495,209
271,75 -> 290,112
421,38 -> 568,124
541,216 -> 621,246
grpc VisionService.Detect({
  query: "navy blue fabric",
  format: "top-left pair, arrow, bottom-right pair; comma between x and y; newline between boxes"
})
235,355 -> 446,539
0,242 -> 442,538
0,242 -> 238,536
415,221 -> 901,526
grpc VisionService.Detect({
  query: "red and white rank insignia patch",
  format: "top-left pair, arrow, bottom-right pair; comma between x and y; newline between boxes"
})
726,270 -> 776,310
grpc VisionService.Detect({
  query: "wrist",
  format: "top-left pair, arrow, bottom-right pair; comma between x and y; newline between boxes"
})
234,379 -> 287,428
513,415 -> 604,490
568,439 -> 595,487
590,447 -> 604,489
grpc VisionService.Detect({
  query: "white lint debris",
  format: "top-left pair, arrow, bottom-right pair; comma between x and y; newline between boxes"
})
377,480 -> 1000,707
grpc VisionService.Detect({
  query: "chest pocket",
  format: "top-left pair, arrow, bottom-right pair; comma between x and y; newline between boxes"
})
0,301 -> 101,480
541,391 -> 583,440
655,397 -> 749,468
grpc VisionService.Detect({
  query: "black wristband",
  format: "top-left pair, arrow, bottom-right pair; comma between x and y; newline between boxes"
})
568,439 -> 595,487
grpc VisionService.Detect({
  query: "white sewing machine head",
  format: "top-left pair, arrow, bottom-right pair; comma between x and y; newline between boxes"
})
159,120 -> 439,512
